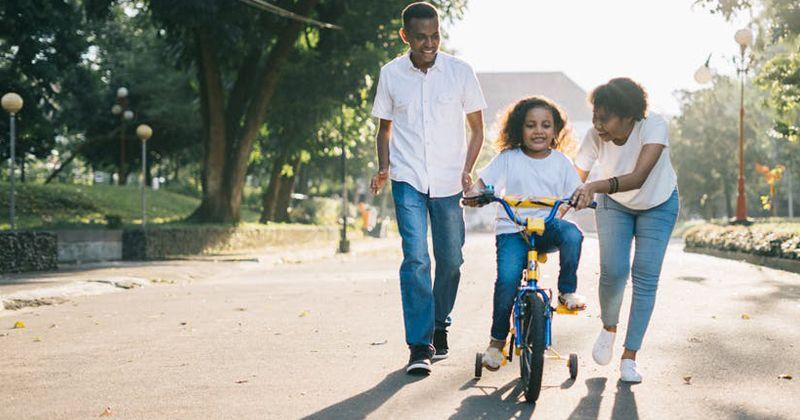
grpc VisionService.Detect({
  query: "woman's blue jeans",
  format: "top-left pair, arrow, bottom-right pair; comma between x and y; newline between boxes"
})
596,189 -> 679,351
491,219 -> 584,341
392,181 -> 464,347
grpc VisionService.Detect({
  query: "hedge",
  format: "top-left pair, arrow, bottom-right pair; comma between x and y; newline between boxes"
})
683,223 -> 800,260
122,224 -> 340,260
0,231 -> 58,273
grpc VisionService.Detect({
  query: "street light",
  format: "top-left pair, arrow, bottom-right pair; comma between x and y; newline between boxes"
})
338,121 -> 349,253
136,124 -> 152,228
734,27 -> 753,223
2,92 -> 23,230
694,54 -> 713,85
112,87 -> 134,185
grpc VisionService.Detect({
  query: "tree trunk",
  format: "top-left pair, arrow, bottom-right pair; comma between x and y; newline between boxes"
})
45,153 -> 77,184
190,0 -> 320,224
723,179 -> 733,219
275,157 -> 301,222
260,148 -> 290,223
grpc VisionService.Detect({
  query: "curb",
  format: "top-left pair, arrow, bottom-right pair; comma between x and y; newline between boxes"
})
684,246 -> 800,275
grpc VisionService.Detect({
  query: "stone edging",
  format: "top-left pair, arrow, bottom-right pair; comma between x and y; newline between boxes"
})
685,246 -> 800,275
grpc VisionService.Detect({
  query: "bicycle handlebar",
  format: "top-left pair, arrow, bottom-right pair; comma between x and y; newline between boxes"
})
462,185 -> 597,229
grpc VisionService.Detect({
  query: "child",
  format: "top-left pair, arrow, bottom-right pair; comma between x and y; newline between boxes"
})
467,96 -> 586,370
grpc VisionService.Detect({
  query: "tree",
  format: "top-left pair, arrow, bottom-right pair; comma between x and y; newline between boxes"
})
0,0 -> 91,176
671,76 -> 774,219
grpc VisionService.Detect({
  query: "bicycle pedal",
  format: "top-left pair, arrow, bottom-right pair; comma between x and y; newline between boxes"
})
555,304 -> 580,315
514,348 -> 521,356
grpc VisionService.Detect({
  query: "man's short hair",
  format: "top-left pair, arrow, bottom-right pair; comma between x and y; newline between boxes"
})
402,2 -> 439,29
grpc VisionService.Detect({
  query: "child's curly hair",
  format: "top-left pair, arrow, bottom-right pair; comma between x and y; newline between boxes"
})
495,96 -> 574,155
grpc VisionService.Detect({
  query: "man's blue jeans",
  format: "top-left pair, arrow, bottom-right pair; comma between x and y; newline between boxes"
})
596,189 -> 679,351
392,181 -> 464,347
491,219 -> 583,341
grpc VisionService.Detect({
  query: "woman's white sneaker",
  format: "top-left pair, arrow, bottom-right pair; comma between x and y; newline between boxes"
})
592,329 -> 616,365
620,359 -> 643,383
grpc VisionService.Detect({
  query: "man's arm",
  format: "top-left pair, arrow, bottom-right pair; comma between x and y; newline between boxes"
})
370,119 -> 393,195
462,110 -> 485,191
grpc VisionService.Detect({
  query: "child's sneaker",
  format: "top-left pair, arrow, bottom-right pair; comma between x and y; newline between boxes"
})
620,359 -> 643,383
559,292 -> 587,310
482,346 -> 504,371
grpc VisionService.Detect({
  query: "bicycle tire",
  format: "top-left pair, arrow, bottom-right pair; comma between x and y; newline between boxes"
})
519,291 -> 546,403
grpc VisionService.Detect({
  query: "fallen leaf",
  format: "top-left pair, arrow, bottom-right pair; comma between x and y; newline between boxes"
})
100,406 -> 113,417
13,321 -> 25,329
235,308 -> 247,312
180,322 -> 187,326
370,340 -> 388,346
33,337 -> 42,342
778,374 -> 793,380
741,314 -> 751,320
299,310 -> 310,317
236,379 -> 249,384
683,376 -> 692,385
688,337 -> 702,343
49,324 -> 57,329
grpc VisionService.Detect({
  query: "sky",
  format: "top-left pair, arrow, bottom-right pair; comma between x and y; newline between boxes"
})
443,0 -> 753,116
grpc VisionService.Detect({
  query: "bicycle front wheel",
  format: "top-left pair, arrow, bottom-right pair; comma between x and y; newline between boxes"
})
519,291 -> 546,403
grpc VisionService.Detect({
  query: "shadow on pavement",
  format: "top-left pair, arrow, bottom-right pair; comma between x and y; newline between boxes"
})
449,378 -> 535,419
611,381 -> 639,420
302,368 -> 426,420
567,377 -> 606,419
566,378 -> 639,420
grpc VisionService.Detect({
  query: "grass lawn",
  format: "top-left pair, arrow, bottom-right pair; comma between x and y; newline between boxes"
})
0,182 -> 261,230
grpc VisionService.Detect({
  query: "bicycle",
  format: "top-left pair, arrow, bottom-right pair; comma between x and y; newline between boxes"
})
463,185 -> 596,403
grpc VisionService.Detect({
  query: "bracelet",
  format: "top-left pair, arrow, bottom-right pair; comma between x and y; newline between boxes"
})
608,176 -> 619,194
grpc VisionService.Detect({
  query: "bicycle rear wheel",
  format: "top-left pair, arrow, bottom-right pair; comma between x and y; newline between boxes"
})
519,291 -> 546,403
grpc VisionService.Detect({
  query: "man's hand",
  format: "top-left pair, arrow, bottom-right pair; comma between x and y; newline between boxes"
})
461,171 -> 473,192
370,170 -> 389,195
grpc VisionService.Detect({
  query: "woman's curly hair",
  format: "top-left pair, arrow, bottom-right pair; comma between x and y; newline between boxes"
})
589,77 -> 648,121
495,96 -> 574,154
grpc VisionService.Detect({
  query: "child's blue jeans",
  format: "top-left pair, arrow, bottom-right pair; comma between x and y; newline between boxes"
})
491,218 -> 583,341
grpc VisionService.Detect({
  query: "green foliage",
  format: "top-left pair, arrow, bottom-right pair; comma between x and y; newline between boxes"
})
684,220 -> 800,259
0,182 -> 208,229
0,0 -> 92,161
671,77 -> 775,219
288,196 -> 340,225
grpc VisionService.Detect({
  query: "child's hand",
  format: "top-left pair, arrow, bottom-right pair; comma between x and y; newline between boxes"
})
558,205 -> 571,218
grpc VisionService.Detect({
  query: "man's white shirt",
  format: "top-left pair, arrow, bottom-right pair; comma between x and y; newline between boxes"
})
371,52 -> 487,197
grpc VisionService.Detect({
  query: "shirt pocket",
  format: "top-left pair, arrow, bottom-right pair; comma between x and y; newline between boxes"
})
394,97 -> 418,125
435,94 -> 461,122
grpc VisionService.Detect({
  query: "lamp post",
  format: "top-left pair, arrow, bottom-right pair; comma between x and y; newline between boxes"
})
112,87 -> 134,185
734,28 -> 753,223
693,54 -> 713,85
136,124 -> 152,228
2,92 -> 23,230
338,129 -> 350,253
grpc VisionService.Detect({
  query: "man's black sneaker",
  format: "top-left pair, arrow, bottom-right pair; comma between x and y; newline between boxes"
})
432,329 -> 449,360
406,345 -> 433,375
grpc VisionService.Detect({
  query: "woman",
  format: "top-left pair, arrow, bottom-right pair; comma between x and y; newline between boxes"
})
571,77 -> 679,383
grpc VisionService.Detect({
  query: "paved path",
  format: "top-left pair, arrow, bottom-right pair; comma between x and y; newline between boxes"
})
2,234 -> 799,419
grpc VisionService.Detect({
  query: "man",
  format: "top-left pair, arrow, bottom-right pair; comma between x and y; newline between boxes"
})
370,2 -> 486,375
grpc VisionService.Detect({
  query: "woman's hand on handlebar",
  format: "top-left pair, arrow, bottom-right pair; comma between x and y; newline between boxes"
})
570,183 -> 598,210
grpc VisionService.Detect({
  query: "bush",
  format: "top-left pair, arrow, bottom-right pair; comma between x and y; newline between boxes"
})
0,231 -> 58,273
684,223 -> 800,260
288,197 -> 341,225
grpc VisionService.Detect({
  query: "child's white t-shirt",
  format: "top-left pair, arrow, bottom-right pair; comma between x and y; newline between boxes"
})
479,149 -> 582,235
574,113 -> 677,210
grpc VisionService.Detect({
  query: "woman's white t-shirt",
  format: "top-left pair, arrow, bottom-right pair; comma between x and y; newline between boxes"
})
479,149 -> 582,235
574,113 -> 677,210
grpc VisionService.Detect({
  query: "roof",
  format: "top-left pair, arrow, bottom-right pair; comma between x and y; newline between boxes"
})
477,72 -> 592,135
